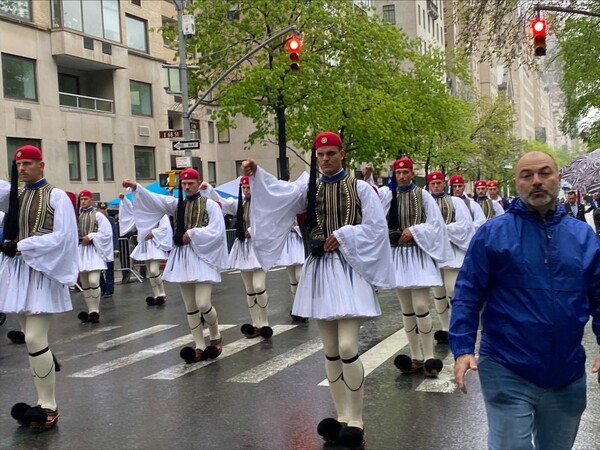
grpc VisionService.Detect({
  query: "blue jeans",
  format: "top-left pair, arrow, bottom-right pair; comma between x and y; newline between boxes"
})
478,356 -> 586,450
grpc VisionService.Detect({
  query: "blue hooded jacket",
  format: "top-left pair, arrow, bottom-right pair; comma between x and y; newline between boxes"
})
450,197 -> 600,388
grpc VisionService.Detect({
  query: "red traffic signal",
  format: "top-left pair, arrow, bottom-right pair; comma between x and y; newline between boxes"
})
286,37 -> 302,71
531,18 -> 547,57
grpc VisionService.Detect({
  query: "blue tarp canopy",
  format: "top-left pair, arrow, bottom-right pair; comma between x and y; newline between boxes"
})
106,180 -> 238,206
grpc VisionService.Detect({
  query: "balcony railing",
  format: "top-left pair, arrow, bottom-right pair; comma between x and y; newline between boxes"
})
59,92 -> 114,113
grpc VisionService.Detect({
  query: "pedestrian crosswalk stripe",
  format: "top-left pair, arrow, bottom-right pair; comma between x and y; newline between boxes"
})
227,337 -> 323,384
67,325 -> 236,378
414,353 -> 456,393
318,328 -> 409,386
59,326 -> 122,345
97,324 -> 179,350
145,324 -> 297,380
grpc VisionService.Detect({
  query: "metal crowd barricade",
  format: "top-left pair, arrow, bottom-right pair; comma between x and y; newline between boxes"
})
116,236 -> 144,283
226,229 -> 236,252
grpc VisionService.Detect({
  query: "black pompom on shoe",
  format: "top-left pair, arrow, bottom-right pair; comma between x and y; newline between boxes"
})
424,358 -> 444,378
7,330 -> 26,344
11,403 -> 32,426
89,312 -> 100,324
241,324 -> 260,338
434,330 -> 449,344
338,426 -> 365,449
145,296 -> 156,306
317,418 -> 343,444
154,296 -> 166,306
23,406 -> 47,429
78,312 -> 89,323
259,326 -> 273,339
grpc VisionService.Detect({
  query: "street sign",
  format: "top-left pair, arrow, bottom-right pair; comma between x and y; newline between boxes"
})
159,129 -> 183,139
172,140 -> 200,151
175,156 -> 192,168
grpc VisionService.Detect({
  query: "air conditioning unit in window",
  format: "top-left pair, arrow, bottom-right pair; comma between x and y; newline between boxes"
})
138,126 -> 151,137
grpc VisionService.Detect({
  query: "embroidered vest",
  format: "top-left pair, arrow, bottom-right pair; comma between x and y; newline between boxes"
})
434,194 -> 456,225
309,174 -> 362,242
395,185 -> 426,231
17,183 -> 55,240
78,209 -> 98,238
175,195 -> 209,231
477,197 -> 494,219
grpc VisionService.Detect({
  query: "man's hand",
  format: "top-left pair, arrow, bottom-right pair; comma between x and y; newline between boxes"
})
81,236 -> 92,246
144,231 -> 153,241
591,354 -> 600,385
241,160 -> 257,177
323,234 -> 340,252
245,230 -> 251,239
122,179 -> 137,191
454,354 -> 478,394
400,228 -> 413,244
182,231 -> 191,245
119,193 -> 125,200
114,250 -> 120,257
199,181 -> 209,190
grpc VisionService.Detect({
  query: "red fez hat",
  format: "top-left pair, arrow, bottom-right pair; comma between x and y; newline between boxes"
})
14,145 -> 42,161
474,180 -> 487,188
393,157 -> 413,171
240,175 -> 250,185
314,131 -> 343,149
180,168 -> 200,181
79,189 -> 93,198
487,180 -> 499,187
449,174 -> 464,185
427,171 -> 444,184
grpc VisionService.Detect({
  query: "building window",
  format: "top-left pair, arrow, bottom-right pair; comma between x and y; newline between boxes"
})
0,0 -> 31,20
134,146 -> 155,180
131,0 -> 141,5
382,5 -> 395,25
53,0 -> 121,42
218,127 -> 230,143
6,137 -> 41,175
235,160 -> 244,177
126,15 -> 148,53
208,121 -> 215,143
418,5 -> 421,26
130,80 -> 152,116
102,144 -> 114,180
68,142 -> 81,181
2,54 -> 37,101
207,161 -> 216,185
85,143 -> 97,181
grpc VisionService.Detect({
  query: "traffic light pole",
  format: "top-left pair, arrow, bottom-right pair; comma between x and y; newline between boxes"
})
188,24 -> 297,117
174,0 -> 191,155
534,4 -> 600,18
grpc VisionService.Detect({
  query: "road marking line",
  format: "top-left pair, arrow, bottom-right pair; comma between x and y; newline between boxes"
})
58,326 -> 122,345
318,328 -> 409,386
97,324 -> 179,350
227,337 -> 323,384
145,324 -> 297,380
415,353 -> 457,393
67,325 -> 236,378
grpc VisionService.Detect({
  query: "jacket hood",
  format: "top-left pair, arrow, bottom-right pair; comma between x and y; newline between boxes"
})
506,197 -> 566,224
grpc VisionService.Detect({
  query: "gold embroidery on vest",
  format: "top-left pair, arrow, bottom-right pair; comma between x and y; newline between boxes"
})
17,184 -> 56,240
435,195 -> 456,224
78,209 -> 98,238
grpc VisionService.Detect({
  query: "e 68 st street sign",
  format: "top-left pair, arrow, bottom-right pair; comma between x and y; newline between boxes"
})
171,140 -> 200,151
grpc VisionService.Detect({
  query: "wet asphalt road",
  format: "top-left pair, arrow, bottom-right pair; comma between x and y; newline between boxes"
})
1,268 -> 599,450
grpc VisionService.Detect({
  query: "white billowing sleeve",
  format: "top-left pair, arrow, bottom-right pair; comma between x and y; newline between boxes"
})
333,181 -> 396,290
492,201 -> 505,217
0,180 -> 9,212
88,212 -> 114,262
18,189 -> 79,284
410,190 -> 452,263
249,166 -> 308,271
200,184 -> 238,216
132,184 -> 178,232
379,186 -> 392,212
470,200 -> 487,230
186,199 -> 229,270
448,197 -> 475,252
118,196 -> 136,236
151,215 -> 173,252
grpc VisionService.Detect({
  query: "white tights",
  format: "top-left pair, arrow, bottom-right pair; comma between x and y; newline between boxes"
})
396,288 -> 434,361
179,283 -> 220,350
240,270 -> 269,327
80,270 -> 101,313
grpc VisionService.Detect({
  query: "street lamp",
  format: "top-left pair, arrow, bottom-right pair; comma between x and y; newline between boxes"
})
503,163 -> 512,198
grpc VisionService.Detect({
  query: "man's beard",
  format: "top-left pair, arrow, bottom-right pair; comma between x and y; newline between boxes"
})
519,185 -> 559,208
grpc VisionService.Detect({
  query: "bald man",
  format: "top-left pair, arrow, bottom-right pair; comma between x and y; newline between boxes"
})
450,151 -> 600,450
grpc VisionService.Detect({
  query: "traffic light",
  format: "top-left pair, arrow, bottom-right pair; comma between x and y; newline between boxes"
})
286,36 -> 302,71
532,18 -> 547,57
159,170 -> 180,188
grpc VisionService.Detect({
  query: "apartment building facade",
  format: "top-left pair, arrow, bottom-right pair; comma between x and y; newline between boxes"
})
0,0 -> 295,202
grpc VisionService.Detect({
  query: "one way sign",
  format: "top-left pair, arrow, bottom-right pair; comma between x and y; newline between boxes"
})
172,140 -> 200,151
